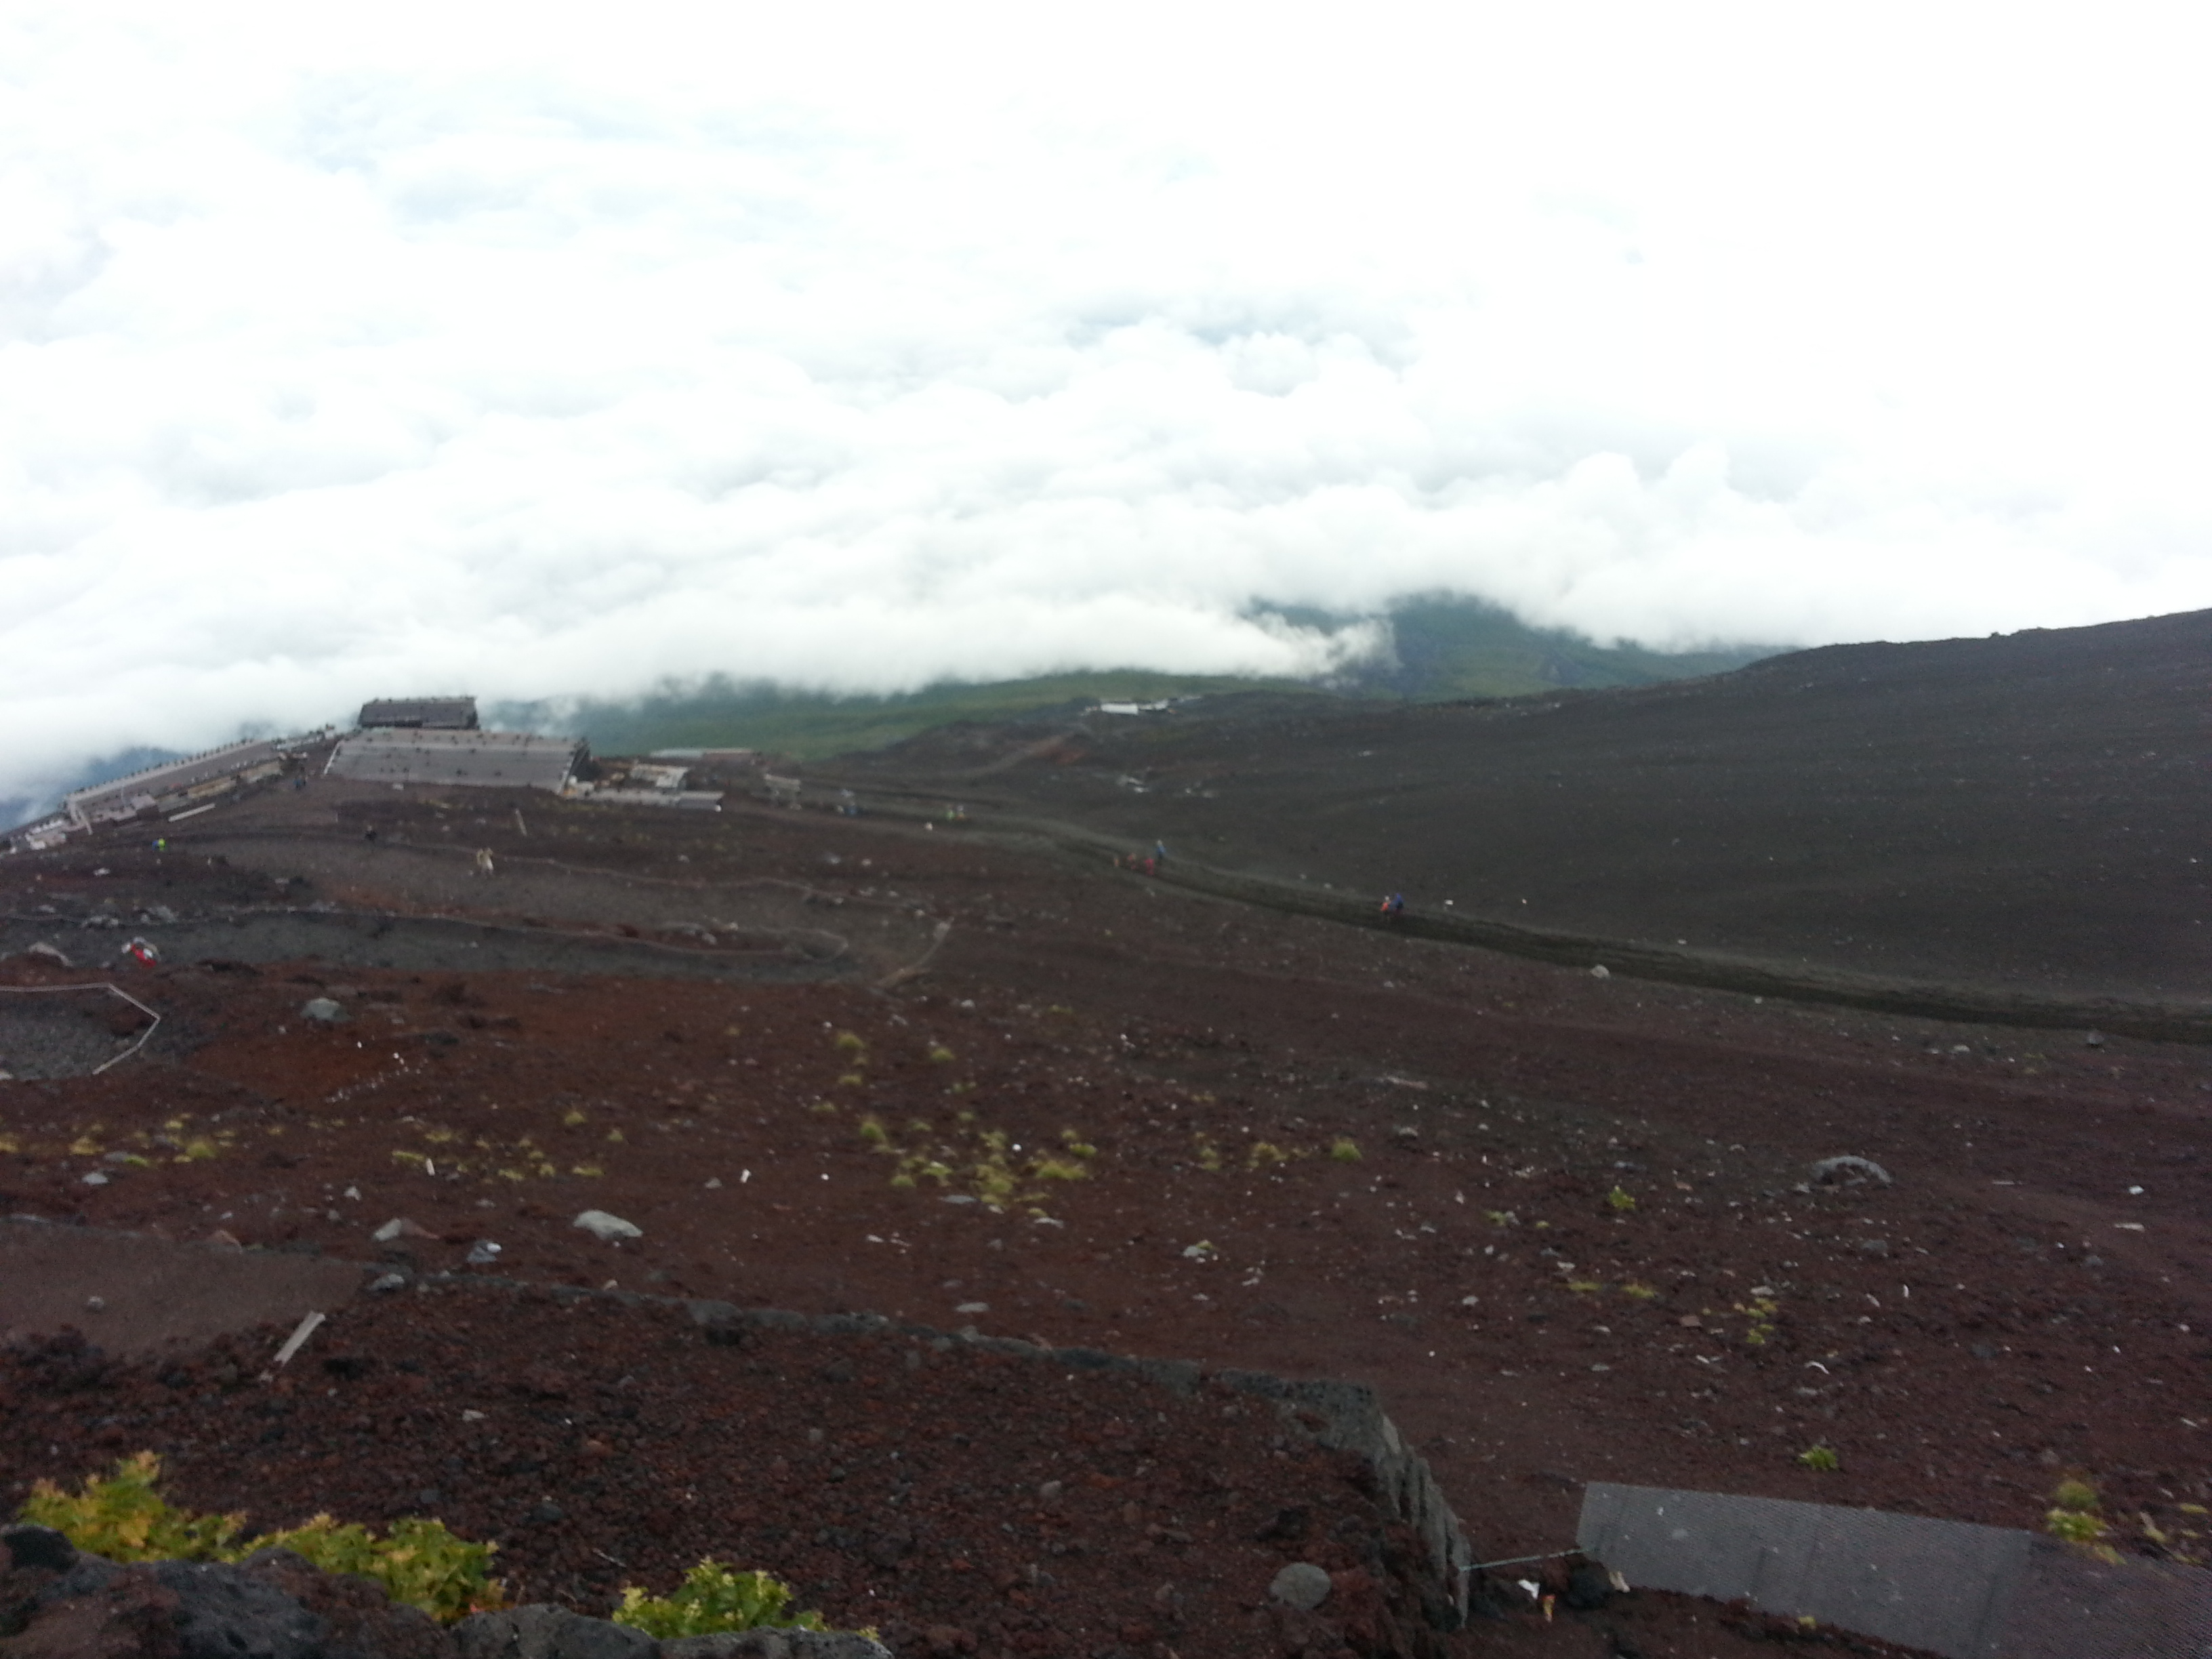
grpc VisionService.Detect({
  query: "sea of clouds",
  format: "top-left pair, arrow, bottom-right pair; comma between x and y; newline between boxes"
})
5,1 -> 2210,815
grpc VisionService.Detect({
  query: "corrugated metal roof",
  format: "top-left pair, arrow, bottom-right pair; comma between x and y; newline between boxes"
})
359,697 -> 478,729
325,729 -> 581,792
62,740 -> 283,825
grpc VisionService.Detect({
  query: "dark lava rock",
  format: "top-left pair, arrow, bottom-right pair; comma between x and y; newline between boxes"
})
142,1559 -> 329,1658
1,1528 -> 77,1573
236,1548 -> 452,1659
452,1604 -> 653,1659
3,1561 -> 180,1659
0,1549 -> 459,1659
1564,1559 -> 1614,1610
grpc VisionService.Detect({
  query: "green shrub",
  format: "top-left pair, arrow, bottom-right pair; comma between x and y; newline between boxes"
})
20,1452 -> 243,1562
1797,1446 -> 1840,1472
613,1559 -> 825,1637
258,1515 -> 499,1622
1329,1137 -> 1362,1162
2047,1507 -> 2107,1545
2046,1477 -> 2117,1557
2051,1478 -> 2100,1513
18,1454 -> 502,1622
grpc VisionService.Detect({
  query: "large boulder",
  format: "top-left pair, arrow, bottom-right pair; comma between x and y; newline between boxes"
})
451,1604 -> 653,1659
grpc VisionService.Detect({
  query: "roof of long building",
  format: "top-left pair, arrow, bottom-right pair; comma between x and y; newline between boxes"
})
62,739 -> 283,815
325,728 -> 582,792
359,697 -> 479,729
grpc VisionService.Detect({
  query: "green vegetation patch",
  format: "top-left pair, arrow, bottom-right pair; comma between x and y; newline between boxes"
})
613,1558 -> 825,1637
20,1453 -> 502,1622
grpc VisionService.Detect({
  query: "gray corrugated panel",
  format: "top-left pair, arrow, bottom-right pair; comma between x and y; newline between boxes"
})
1578,1482 -> 2029,1658
1994,1536 -> 2212,1659
326,731 -> 581,792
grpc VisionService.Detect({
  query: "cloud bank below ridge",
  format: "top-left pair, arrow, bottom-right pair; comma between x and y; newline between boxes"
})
5,3 -> 2211,810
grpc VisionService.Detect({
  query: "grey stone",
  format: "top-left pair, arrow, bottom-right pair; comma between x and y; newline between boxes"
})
661,1635 -> 891,1659
660,1634 -> 791,1659
1811,1155 -> 1892,1187
1270,1561 -> 1334,1611
301,997 -> 348,1024
37,1552 -> 121,1600
687,1300 -> 750,1347
146,1557 -> 331,1658
366,1271 -> 410,1293
788,1635 -> 894,1659
454,1603 -> 657,1659
572,1209 -> 643,1242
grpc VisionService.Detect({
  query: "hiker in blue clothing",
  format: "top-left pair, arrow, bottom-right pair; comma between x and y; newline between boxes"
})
1380,892 -> 1406,919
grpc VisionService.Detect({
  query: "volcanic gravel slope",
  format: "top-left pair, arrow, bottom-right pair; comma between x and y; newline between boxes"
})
0,669 -> 2207,1654
829,608 -> 2212,1010
0,1294 -> 1468,1656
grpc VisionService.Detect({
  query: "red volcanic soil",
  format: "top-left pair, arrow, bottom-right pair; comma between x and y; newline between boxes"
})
3,626 -> 2211,1655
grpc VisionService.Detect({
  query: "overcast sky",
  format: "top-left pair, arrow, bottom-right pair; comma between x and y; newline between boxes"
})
5,1 -> 2209,809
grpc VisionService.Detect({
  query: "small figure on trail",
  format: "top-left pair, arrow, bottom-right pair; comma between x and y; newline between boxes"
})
1153,840 -> 1168,863
474,847 -> 495,877
1143,856 -> 1158,877
1380,892 -> 1405,919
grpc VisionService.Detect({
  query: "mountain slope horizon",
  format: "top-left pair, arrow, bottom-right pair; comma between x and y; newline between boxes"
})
824,606 -> 2212,1012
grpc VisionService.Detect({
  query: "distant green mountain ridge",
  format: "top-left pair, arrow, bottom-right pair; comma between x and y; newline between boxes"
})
499,598 -> 1786,761
1355,597 -> 1780,699
501,671 -> 1316,764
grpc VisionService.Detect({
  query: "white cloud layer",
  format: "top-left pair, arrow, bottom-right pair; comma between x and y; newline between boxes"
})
5,1 -> 2211,806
